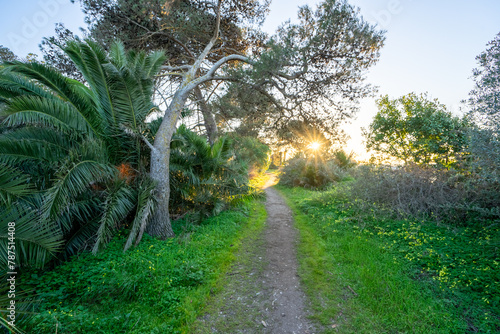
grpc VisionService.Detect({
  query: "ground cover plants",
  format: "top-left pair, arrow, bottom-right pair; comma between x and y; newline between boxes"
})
16,200 -> 266,333
277,185 -> 499,333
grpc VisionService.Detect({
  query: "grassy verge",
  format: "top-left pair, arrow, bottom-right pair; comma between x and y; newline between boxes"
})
18,200 -> 266,334
187,202 -> 269,333
277,185 -> 499,333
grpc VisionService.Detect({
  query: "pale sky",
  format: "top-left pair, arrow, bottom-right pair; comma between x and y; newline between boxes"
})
1,0 -> 500,160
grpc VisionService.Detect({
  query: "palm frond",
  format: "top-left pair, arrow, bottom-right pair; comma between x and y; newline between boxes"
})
0,138 -> 67,164
124,179 -> 157,251
143,50 -> 167,78
2,95 -> 96,137
0,126 -> 74,149
0,204 -> 63,269
0,164 -> 33,205
65,40 -> 118,132
0,72 -> 54,101
2,61 -> 93,116
108,42 -> 128,69
63,218 -> 100,257
54,195 -> 102,235
92,183 -> 135,254
42,161 -> 116,219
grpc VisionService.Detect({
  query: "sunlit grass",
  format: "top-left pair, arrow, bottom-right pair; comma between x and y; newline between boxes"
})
19,201 -> 267,333
278,185 -> 499,333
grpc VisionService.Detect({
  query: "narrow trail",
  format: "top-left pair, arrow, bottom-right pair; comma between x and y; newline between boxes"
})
192,174 -> 315,333
262,178 -> 315,333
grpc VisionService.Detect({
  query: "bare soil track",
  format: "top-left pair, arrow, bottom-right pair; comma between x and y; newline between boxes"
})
193,174 -> 315,333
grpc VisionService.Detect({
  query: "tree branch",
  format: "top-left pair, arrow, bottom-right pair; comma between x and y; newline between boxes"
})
118,12 -> 195,59
120,124 -> 157,153
161,64 -> 192,72
190,0 -> 222,73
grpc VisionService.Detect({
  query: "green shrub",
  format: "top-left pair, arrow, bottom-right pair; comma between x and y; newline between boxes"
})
169,125 -> 251,220
230,136 -> 270,175
279,156 -> 346,190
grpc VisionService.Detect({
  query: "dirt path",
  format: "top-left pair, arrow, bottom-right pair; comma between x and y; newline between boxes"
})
261,177 -> 315,333
192,174 -> 315,333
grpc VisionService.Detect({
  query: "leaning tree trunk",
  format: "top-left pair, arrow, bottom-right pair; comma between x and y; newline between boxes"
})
194,86 -> 218,145
148,91 -> 189,239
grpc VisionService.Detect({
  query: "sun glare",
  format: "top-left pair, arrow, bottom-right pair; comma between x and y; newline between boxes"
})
308,142 -> 321,151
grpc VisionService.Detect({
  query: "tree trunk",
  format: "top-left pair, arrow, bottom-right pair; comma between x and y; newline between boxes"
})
194,86 -> 218,145
148,91 -> 188,239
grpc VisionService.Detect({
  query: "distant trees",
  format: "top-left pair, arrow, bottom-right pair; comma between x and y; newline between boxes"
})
0,45 -> 17,62
465,32 -> 500,207
467,32 -> 500,124
364,93 -> 469,167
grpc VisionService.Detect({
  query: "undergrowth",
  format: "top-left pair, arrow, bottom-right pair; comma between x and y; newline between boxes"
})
17,200 -> 266,334
278,185 -> 499,333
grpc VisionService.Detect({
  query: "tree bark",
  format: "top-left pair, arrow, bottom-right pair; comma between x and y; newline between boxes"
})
194,86 -> 218,145
148,90 -> 189,239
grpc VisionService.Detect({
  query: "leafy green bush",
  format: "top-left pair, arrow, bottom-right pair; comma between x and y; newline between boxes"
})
170,125 -> 251,220
230,135 -> 270,175
279,156 -> 346,189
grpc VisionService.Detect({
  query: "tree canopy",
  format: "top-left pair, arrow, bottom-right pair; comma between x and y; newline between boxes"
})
364,93 -> 469,167
35,0 -> 386,239
467,32 -> 500,126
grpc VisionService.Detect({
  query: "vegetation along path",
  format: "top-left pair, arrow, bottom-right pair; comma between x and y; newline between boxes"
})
192,174 -> 315,333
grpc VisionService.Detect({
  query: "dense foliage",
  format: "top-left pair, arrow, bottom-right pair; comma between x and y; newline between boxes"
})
364,93 -> 469,167
0,41 -> 166,269
465,33 -> 500,211
279,155 -> 350,190
229,135 -> 270,175
169,125 -> 253,220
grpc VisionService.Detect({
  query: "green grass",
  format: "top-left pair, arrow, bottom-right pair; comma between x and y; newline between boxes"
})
187,201 -> 269,333
277,185 -> 499,333
18,200 -> 267,334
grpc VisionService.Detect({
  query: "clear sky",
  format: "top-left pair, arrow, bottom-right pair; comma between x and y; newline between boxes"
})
1,0 -> 500,159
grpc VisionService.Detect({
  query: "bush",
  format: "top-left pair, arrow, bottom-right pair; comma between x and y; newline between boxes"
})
279,156 -> 346,190
230,136 -> 270,175
170,125 -> 251,220
344,163 -> 500,224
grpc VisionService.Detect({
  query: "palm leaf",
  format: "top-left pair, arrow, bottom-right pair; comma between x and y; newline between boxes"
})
65,40 -> 118,133
0,138 -> 67,164
124,179 -> 157,251
92,183 -> 135,254
0,72 -> 54,101
2,61 -> 94,117
42,161 -> 116,219
0,126 -> 74,149
0,204 -> 63,269
2,95 -> 97,137
0,164 -> 33,205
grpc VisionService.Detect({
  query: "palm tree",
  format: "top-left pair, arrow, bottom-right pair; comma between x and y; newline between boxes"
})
170,125 -> 250,220
0,40 -> 166,268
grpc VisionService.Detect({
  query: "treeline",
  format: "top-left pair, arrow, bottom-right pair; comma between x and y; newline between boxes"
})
282,32 -> 500,226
